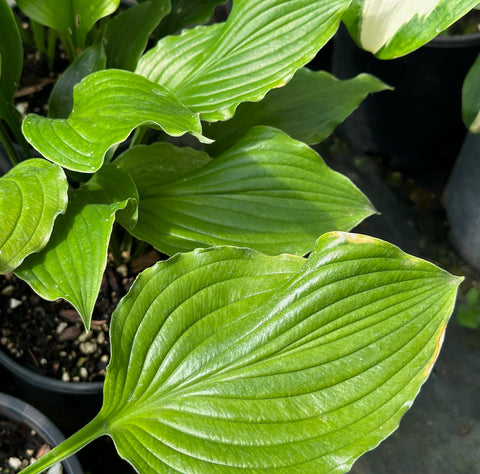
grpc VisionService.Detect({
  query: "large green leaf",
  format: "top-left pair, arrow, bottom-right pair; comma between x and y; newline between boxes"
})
100,233 -> 460,473
117,126 -> 375,256
0,159 -> 68,274
154,0 -> 227,37
22,69 -> 206,173
15,165 -> 138,329
343,0 -> 480,59
17,232 -> 462,474
462,53 -> 480,133
136,0 -> 351,121
48,43 -> 107,119
206,69 -> 389,155
104,0 -> 170,71
16,0 -> 119,51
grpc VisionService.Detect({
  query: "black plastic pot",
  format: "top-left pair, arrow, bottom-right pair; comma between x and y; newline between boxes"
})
332,25 -> 480,179
0,348 -> 103,434
443,132 -> 480,271
0,350 -> 137,473
0,392 -> 83,473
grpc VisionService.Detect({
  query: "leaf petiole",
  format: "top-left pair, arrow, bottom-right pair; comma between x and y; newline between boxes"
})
0,120 -> 22,166
19,415 -> 106,474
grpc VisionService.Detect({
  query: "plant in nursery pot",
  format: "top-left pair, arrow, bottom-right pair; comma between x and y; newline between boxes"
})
332,0 -> 480,180
0,0 -> 474,473
443,50 -> 480,273
0,392 -> 82,473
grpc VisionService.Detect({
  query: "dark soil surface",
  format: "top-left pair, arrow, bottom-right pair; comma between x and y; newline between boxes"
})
0,249 -> 161,383
0,415 -> 50,473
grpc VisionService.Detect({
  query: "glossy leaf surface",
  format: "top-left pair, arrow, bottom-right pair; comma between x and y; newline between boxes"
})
206,69 -> 389,155
462,52 -> 480,133
23,69 -> 205,172
118,126 -> 375,256
0,159 -> 68,274
16,165 -> 138,329
16,0 -> 119,50
343,0 -> 480,58
97,232 -> 461,473
104,0 -> 170,71
137,0 -> 351,121
49,43 -> 107,119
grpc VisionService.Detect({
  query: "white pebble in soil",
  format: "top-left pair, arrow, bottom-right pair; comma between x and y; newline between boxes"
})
79,341 -> 97,355
9,298 -> 22,309
8,457 -> 22,471
78,331 -> 93,343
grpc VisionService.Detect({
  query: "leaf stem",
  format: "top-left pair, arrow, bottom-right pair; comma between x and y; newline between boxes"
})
0,120 -> 22,166
30,21 -> 47,57
109,227 -> 125,267
59,31 -> 77,62
19,414 -> 107,474
130,126 -> 148,148
47,29 -> 58,71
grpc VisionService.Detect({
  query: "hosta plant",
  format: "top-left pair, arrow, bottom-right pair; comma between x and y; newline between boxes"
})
0,0 -> 473,472
19,232 -> 462,473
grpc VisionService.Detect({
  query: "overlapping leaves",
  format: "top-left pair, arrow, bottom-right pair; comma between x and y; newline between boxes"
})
205,69 -> 389,155
16,0 -> 119,51
103,0 -> 170,71
154,0 -> 228,37
117,126 -> 375,256
22,69 -> 205,172
94,232 -> 461,473
343,0 -> 480,58
0,159 -> 68,274
16,165 -> 138,329
137,0 -> 352,121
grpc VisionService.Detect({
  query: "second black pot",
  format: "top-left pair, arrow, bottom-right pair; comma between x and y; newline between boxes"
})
0,392 -> 83,473
332,25 -> 480,178
0,348 -> 103,434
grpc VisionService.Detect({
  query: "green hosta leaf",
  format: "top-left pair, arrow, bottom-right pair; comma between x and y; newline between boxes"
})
15,165 -> 138,329
104,0 -> 170,71
206,69 -> 390,155
95,232 -> 459,473
22,69 -> 205,173
117,126 -> 375,256
16,0 -> 119,51
154,0 -> 227,36
343,0 -> 480,59
462,53 -> 480,133
0,0 -> 22,108
18,232 -> 462,474
136,0 -> 351,121
49,43 -> 107,119
0,0 -> 25,151
0,159 -> 68,274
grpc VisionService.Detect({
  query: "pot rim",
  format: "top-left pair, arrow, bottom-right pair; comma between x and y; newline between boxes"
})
429,31 -> 480,48
0,392 -> 83,473
0,348 -> 103,395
